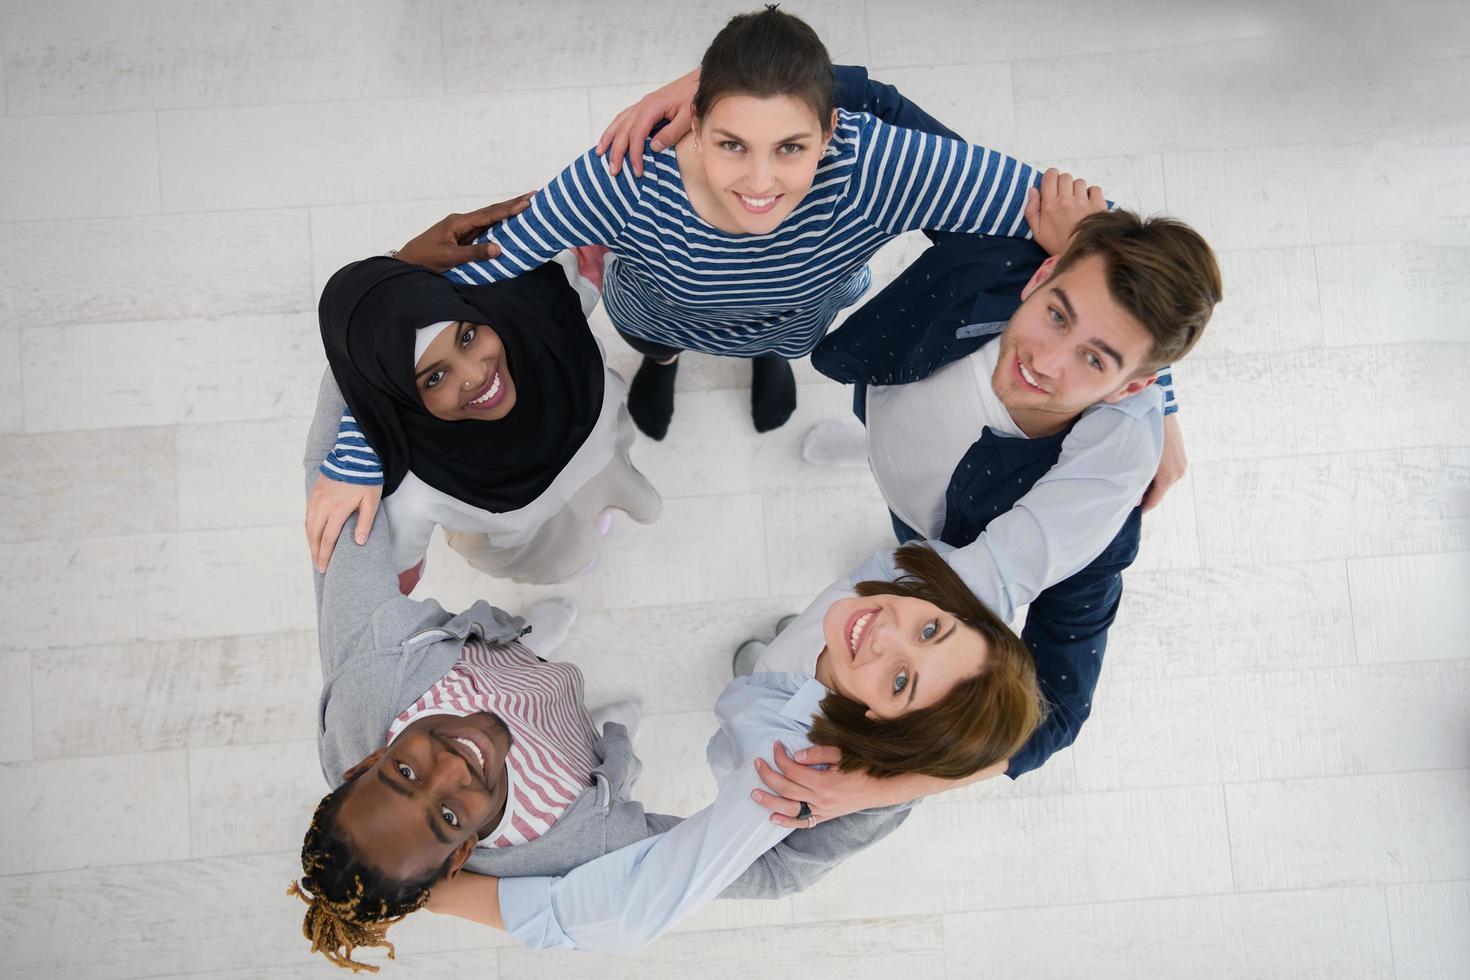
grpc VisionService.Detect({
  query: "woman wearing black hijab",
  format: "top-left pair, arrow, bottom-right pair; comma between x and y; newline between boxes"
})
309,251 -> 661,587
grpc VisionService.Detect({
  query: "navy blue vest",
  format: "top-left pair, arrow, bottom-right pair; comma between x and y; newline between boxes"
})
811,231 -> 1142,777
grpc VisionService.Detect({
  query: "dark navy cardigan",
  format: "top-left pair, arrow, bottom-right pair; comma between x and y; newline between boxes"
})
819,67 -> 1146,778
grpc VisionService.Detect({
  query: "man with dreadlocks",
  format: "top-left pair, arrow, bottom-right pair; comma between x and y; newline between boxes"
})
291,365 -> 904,972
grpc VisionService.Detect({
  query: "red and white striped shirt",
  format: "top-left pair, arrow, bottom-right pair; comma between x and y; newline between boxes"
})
386,639 -> 600,848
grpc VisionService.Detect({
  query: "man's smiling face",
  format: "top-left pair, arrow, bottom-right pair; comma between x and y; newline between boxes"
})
334,712 -> 512,883
991,253 -> 1159,435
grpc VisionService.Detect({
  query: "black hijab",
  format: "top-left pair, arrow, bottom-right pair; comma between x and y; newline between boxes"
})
318,257 -> 605,512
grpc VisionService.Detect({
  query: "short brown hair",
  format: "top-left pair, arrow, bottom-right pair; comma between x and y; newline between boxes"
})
1051,209 -> 1223,370
808,544 -> 1044,779
694,5 -> 836,135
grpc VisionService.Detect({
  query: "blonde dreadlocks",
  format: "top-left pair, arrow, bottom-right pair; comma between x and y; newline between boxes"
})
288,781 -> 449,972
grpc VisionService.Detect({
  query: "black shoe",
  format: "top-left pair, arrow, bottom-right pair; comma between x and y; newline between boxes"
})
628,356 -> 678,440
750,355 -> 796,433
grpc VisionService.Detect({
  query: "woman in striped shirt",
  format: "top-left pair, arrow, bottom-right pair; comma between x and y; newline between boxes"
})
319,6 -> 1052,470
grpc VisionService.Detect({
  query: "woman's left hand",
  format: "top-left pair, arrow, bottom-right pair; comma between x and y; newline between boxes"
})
750,743 -> 910,828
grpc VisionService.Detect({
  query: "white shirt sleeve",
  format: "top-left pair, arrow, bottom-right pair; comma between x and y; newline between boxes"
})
854,396 -> 1163,622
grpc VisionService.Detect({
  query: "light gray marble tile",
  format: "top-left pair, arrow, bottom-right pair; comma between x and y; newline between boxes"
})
631,383 -> 875,500
158,89 -> 591,213
0,329 -> 20,432
1015,31 -> 1462,159
0,852 -> 379,978
309,195 -> 520,296
1190,246 -> 1324,357
1108,560 -> 1356,681
497,915 -> 944,980
1129,473 -> 1201,572
1215,661 -> 1470,781
1386,880 -> 1470,980
0,650 -> 33,763
1192,449 -> 1470,566
188,948 -> 500,980
416,492 -> 770,616
0,427 -> 177,542
1349,552 -> 1470,664
628,709 -> 719,818
443,0 -> 868,95
1161,144 -> 1315,251
0,210 -> 313,327
189,739 -> 323,858
189,948 -> 500,980
866,0 -> 1273,69
1166,142 -> 1465,252
30,630 -> 319,758
942,886 -> 1395,980
1316,241 -> 1470,347
791,783 -> 1232,922
1013,38 -> 1285,158
0,112 -> 159,221
554,594 -> 808,715
1183,345 -> 1469,463
0,750 -> 190,874
0,0 -> 444,114
1226,770 -> 1470,890
1069,674 -> 1221,791
20,314 -> 325,432
1075,662 -> 1470,791
761,484 -> 897,598
176,417 -> 312,531
0,526 -> 313,646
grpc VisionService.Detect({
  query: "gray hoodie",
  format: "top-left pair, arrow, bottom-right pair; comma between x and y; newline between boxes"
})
306,370 -> 907,896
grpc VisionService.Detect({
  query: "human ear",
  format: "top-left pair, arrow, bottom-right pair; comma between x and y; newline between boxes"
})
445,838 -> 478,878
1020,255 -> 1061,302
342,748 -> 386,783
1102,370 -> 1157,404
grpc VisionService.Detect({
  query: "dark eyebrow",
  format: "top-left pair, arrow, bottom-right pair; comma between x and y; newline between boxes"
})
906,673 -> 920,708
1052,286 -> 1077,323
376,769 -> 413,797
425,810 -> 451,845
1091,338 -> 1125,371
413,322 -> 464,379
712,128 -> 812,145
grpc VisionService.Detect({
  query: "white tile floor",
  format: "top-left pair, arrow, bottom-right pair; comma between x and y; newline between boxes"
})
0,1 -> 1467,977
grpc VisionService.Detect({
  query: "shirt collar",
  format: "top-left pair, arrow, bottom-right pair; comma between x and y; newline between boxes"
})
781,677 -> 831,726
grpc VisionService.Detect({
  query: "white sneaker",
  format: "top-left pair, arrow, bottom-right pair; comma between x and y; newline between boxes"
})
591,699 -> 643,742
519,597 -> 577,660
801,417 -> 869,468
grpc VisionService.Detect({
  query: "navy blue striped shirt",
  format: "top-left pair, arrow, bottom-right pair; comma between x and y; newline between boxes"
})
451,110 -> 1041,358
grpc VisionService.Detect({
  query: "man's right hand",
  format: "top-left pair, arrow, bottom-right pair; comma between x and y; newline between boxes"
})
395,192 -> 535,272
596,69 -> 700,178
306,473 -> 383,573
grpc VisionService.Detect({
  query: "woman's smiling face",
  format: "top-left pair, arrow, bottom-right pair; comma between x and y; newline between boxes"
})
413,321 -> 518,421
818,593 -> 988,721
